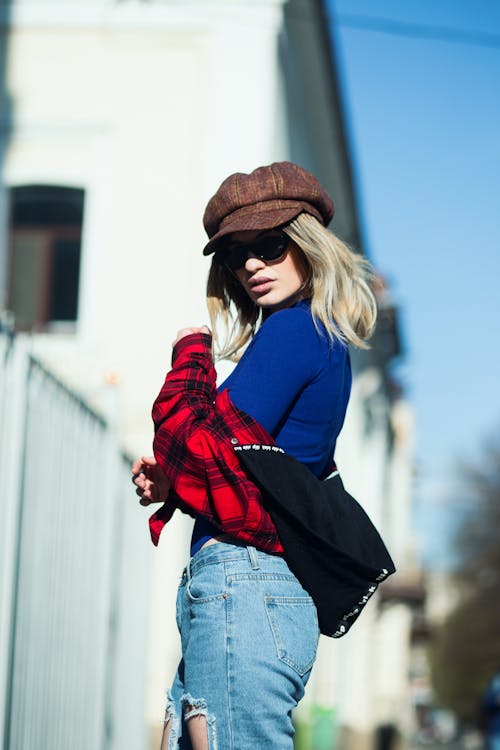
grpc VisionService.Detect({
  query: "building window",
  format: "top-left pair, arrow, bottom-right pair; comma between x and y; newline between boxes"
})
7,186 -> 84,331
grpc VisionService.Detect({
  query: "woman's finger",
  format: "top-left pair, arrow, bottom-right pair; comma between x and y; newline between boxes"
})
133,473 -> 146,489
131,458 -> 144,475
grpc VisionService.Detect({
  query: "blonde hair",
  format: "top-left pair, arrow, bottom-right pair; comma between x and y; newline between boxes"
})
207,212 -> 377,360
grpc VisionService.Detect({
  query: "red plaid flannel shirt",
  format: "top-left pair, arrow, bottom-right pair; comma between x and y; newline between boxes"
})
149,332 -> 284,554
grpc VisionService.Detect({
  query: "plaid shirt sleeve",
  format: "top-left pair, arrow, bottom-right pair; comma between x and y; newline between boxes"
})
149,332 -> 283,553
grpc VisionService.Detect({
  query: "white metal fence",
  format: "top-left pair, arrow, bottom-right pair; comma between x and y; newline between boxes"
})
0,330 -> 152,750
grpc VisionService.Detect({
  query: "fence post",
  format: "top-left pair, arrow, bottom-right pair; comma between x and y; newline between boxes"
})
100,374 -> 125,750
0,335 -> 29,749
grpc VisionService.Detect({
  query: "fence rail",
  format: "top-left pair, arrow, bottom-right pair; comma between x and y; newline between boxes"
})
0,332 -> 151,750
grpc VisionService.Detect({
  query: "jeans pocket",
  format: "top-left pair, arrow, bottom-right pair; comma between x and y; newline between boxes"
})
175,580 -> 185,632
186,566 -> 228,603
264,595 -> 319,676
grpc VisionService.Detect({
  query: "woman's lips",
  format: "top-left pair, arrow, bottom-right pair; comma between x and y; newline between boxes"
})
249,277 -> 273,294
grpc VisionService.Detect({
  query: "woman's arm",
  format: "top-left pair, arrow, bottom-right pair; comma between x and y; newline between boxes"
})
147,329 -> 282,550
132,326 -> 211,505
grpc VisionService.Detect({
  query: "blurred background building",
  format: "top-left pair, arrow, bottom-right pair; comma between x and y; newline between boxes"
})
0,1 -> 419,748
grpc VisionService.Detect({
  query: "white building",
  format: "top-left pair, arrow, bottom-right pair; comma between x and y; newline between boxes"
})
0,1 -> 418,748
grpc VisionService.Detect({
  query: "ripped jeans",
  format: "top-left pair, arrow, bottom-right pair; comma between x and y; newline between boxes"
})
163,541 -> 320,749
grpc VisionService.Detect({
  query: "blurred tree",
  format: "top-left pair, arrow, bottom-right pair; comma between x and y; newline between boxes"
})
429,435 -> 500,723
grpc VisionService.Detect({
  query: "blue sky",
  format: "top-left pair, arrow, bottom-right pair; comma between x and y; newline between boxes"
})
326,0 -> 500,565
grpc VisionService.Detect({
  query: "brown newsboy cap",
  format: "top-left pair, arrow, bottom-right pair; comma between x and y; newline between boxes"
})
202,161 -> 335,255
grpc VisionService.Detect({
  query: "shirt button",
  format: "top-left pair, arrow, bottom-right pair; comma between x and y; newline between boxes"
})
231,438 -> 239,445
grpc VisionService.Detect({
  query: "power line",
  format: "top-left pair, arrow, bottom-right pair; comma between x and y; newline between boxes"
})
333,11 -> 500,49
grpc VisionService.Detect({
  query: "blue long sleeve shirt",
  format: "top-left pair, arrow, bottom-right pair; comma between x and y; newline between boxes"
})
191,299 -> 352,553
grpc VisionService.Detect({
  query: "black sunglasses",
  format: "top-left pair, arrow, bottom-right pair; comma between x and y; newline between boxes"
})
215,233 -> 290,272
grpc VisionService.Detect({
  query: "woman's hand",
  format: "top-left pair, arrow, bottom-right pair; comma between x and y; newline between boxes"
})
131,456 -> 171,506
173,325 -> 211,347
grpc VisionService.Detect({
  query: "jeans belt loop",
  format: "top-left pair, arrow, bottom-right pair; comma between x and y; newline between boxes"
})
247,545 -> 260,570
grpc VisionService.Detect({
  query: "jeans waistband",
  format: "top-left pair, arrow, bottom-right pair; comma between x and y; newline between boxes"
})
186,541 -> 271,578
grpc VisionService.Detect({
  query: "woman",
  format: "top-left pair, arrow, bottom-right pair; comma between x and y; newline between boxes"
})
133,162 -> 378,750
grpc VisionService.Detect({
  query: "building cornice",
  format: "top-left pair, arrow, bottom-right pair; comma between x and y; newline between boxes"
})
0,1 -> 285,32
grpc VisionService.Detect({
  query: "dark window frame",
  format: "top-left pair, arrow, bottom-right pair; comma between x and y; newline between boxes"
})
7,186 -> 84,333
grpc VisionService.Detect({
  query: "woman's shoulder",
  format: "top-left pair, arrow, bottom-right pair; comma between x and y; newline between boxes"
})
260,300 -> 347,355
261,300 -> 316,333
256,300 -> 315,346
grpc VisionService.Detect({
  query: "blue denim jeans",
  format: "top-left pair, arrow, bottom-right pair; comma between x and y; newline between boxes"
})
163,541 -> 320,749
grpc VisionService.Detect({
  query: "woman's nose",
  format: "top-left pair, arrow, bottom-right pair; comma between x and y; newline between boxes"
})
244,253 -> 266,272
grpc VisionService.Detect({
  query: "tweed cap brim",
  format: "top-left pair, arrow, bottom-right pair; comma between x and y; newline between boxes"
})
202,200 -> 323,256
